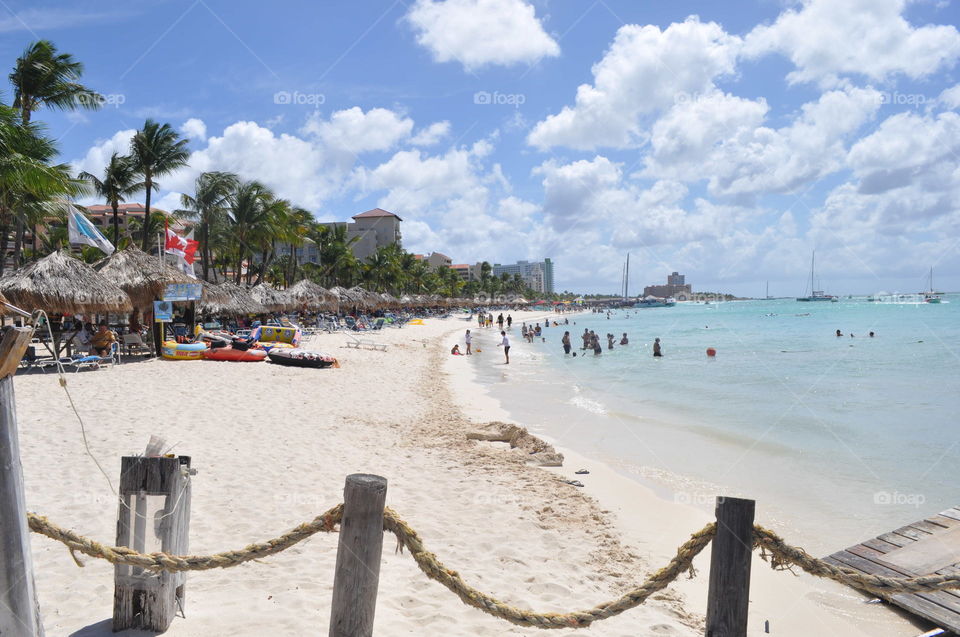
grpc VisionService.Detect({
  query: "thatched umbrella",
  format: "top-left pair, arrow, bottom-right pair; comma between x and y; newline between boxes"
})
288,280 -> 338,311
93,246 -> 194,309
0,250 -> 132,316
249,283 -> 295,313
199,281 -> 267,316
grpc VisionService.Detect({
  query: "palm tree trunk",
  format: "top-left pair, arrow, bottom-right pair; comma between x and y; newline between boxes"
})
0,220 -> 9,276
111,200 -> 120,247
140,177 -> 152,251
201,221 -> 211,281
12,218 -> 25,269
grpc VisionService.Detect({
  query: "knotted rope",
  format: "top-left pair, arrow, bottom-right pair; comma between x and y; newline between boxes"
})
25,510 -> 960,630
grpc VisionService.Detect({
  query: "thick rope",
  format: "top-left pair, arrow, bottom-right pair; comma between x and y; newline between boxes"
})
382,509 -> 715,629
27,505 -> 343,572
753,525 -> 960,595
25,510 -> 960,630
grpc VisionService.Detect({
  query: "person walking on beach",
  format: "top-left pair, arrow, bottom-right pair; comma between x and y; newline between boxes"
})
506,315 -> 512,328
465,329 -> 472,355
497,313 -> 504,329
653,337 -> 662,357
498,330 -> 511,364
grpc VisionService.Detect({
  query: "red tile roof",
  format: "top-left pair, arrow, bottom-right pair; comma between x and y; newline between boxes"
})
352,207 -> 402,221
450,264 -> 470,269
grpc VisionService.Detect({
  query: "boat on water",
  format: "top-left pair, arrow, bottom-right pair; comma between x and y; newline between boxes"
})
796,250 -> 837,302
634,296 -> 676,308
922,267 -> 942,304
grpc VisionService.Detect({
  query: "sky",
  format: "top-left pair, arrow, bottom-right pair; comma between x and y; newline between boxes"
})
2,0 -> 959,296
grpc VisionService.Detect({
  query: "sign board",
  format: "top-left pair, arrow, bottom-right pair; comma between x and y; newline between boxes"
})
154,301 -> 174,323
163,283 -> 203,301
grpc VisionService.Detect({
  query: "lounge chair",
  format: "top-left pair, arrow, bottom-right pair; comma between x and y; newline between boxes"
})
122,333 -> 151,357
343,332 -> 387,351
69,342 -> 121,372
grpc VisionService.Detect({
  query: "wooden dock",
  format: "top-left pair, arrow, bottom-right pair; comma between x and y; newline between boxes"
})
824,506 -> 960,634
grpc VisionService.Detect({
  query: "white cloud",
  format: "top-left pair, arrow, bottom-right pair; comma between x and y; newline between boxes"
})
301,107 -> 414,153
939,84 -> 960,110
527,18 -> 741,150
644,86 -> 882,199
410,121 -> 451,146
181,118 -> 207,142
406,0 -> 559,71
743,0 -> 960,86
70,129 -> 136,178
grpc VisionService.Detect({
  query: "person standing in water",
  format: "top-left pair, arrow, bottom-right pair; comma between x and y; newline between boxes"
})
653,337 -> 662,357
497,313 -> 504,329
498,330 -> 511,364
620,333 -> 629,345
464,329 -> 472,355
506,314 -> 512,328
592,334 -> 603,355
582,329 -> 590,350
562,331 -> 571,355
607,333 -> 614,349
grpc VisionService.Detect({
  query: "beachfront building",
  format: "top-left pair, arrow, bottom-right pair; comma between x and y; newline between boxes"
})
414,251 -> 452,270
643,272 -> 693,301
492,258 -> 555,293
318,208 -> 403,262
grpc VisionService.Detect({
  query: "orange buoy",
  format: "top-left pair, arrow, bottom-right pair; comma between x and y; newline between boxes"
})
706,348 -> 717,357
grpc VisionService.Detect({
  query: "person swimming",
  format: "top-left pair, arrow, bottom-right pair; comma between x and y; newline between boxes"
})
620,333 -> 628,345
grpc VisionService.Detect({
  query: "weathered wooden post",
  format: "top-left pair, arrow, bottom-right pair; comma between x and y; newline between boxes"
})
705,496 -> 756,637
113,455 -> 192,632
329,474 -> 388,637
0,326 -> 45,637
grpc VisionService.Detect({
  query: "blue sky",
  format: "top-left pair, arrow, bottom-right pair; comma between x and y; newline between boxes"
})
2,0 -> 959,295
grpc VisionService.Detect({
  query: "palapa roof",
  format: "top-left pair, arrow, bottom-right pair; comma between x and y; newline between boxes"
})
198,281 -> 267,316
93,246 -> 195,309
249,283 -> 295,312
0,250 -> 132,315
287,280 -> 337,310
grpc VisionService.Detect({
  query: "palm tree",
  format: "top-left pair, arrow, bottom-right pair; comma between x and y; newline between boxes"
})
0,104 -> 79,274
78,153 -> 143,246
129,119 -> 189,251
10,40 -> 102,124
227,180 -> 274,284
480,261 -> 492,292
309,222 -> 359,287
177,171 -> 238,281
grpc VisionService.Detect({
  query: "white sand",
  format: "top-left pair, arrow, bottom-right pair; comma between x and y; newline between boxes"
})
11,311 -> 919,635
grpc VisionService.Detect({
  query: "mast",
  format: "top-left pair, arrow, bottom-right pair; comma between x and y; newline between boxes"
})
625,253 -> 630,299
811,250 -> 816,294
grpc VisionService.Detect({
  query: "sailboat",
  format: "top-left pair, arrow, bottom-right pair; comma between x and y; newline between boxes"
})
922,267 -> 942,304
796,251 -> 837,302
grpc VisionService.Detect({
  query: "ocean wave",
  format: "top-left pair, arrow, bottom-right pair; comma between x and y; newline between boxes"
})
569,395 -> 607,415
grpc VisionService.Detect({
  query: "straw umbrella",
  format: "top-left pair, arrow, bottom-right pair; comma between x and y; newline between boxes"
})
199,281 -> 267,316
249,283 -> 295,313
93,246 -> 194,310
0,250 -> 132,354
288,280 -> 338,312
0,250 -> 132,316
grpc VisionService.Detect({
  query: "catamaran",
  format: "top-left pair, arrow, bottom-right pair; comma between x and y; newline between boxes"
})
796,250 -> 837,302
922,267 -> 942,304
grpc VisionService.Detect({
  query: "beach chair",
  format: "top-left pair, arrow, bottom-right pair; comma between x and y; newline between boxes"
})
343,332 -> 388,351
122,333 -> 151,357
69,342 -> 120,372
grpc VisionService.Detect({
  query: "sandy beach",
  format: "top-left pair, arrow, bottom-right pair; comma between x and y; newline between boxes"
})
12,311 -> 919,636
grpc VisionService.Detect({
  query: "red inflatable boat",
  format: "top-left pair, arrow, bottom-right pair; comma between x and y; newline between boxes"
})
203,347 -> 267,362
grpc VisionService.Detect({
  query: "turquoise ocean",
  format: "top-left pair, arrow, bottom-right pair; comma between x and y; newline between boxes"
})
468,297 -> 960,554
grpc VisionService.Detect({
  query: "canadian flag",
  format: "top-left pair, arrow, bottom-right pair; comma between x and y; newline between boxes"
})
165,224 -> 199,278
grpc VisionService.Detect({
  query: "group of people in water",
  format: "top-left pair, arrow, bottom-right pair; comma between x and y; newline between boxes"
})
836,329 -> 876,338
560,329 -> 660,357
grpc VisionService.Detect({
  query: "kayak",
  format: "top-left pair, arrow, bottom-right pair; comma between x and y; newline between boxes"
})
267,348 -> 337,369
203,347 -> 267,362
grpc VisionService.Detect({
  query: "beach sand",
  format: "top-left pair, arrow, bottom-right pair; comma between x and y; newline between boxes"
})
11,311 -> 919,635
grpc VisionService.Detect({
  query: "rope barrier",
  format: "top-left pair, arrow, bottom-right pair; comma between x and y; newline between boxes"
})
25,509 -> 960,629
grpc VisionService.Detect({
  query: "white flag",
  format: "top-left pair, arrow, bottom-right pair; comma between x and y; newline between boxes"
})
67,204 -> 115,255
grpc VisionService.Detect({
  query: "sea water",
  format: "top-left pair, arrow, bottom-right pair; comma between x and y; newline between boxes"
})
469,298 -> 960,554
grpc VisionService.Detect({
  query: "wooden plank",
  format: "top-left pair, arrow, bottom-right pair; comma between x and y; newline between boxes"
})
113,456 -> 192,632
828,550 -> 960,631
894,525 -> 934,542
882,526 -> 960,576
705,497 -> 755,637
846,545 -> 960,606
928,515 -> 960,529
862,538 -> 900,554
0,327 -> 33,379
0,373 -> 44,637
939,509 -> 960,522
913,520 -> 952,533
329,474 -> 388,637
878,532 -> 914,548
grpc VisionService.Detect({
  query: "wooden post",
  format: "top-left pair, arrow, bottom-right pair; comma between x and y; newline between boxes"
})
329,474 -> 388,637
113,455 -> 192,632
0,327 -> 44,637
705,496 -> 756,637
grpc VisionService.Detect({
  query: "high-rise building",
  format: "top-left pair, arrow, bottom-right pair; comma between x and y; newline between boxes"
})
667,271 -> 685,286
492,258 -> 554,293
644,272 -> 692,300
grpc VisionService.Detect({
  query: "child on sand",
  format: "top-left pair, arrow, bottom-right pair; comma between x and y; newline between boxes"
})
498,330 -> 511,364
465,329 -> 472,355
